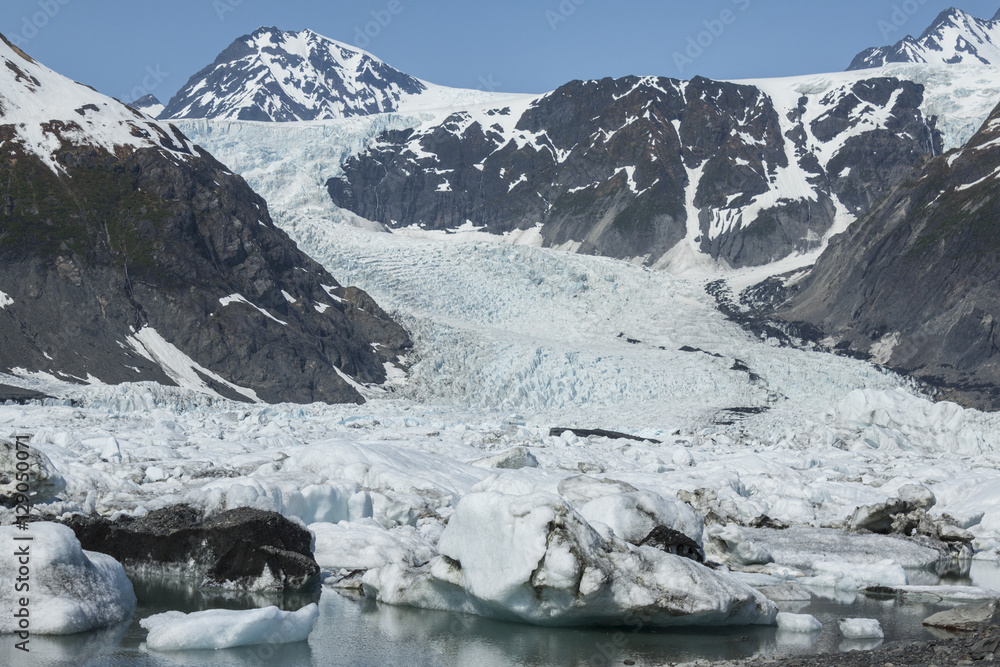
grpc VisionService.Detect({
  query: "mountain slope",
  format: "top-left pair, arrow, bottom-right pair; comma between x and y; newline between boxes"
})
162,27 -> 434,122
849,7 -> 1000,70
0,33 -> 410,404
326,73 -> 942,270
774,97 -> 1000,409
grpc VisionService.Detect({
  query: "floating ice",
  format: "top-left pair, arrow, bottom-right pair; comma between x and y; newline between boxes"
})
838,617 -> 884,639
0,523 -> 135,635
776,612 -> 822,633
362,492 -> 777,627
140,604 -> 319,651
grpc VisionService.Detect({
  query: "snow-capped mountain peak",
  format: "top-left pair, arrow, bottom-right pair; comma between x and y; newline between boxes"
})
0,33 -> 196,174
161,26 -> 431,121
848,7 -> 1000,69
131,94 -> 164,118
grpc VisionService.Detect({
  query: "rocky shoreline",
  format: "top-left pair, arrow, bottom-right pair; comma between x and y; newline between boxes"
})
679,615 -> 999,667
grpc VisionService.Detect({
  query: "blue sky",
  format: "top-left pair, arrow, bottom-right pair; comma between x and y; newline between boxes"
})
3,0 -> 999,103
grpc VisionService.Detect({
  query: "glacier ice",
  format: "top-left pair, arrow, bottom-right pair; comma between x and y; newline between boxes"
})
140,603 -> 319,651
0,523 -> 135,635
361,491 -> 778,627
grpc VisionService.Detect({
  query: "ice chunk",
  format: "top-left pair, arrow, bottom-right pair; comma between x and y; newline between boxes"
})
0,523 -> 135,635
706,524 -> 774,566
0,437 -> 66,505
556,475 -> 638,504
362,492 -> 777,627
897,484 -> 936,510
838,618 -> 884,639
806,559 -> 908,590
141,604 -> 319,651
470,447 -> 539,470
577,490 -> 704,546
776,612 -> 822,633
311,520 -> 435,572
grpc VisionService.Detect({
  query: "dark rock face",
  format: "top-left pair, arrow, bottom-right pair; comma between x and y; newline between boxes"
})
548,427 -> 661,444
848,8 -> 1000,70
638,526 -> 705,563
0,114 -> 410,404
64,506 -> 320,590
162,27 -> 426,121
774,99 -> 1000,410
328,75 -> 940,269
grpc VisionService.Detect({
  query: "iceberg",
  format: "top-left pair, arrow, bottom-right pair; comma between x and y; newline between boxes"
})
140,604 -> 319,651
0,523 -> 135,635
362,491 -> 777,627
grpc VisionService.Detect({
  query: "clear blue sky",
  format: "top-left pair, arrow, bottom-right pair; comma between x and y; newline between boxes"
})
3,0 -> 999,103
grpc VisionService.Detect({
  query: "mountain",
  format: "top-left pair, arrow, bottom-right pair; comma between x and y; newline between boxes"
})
325,73 -> 942,269
131,94 -> 164,118
848,7 -> 1000,70
161,27 -> 495,122
772,96 -> 1000,409
0,33 -> 410,404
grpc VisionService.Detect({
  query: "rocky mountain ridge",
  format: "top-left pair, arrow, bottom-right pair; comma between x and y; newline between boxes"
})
161,27 -> 498,122
849,7 -> 1000,70
0,33 -> 410,404
326,73 -> 943,269
771,97 -> 1000,409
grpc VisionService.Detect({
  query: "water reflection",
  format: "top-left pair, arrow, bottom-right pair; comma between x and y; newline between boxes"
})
0,620 -> 129,666
840,638 -> 884,652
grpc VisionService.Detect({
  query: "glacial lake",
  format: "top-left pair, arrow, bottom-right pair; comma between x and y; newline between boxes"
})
9,561 -> 1000,667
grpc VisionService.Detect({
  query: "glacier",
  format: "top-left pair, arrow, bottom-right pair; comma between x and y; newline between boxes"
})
3,220 -> 1000,634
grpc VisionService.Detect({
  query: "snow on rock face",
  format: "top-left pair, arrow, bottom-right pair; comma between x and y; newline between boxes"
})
0,523 -> 135,635
162,27 -> 506,123
849,8 -> 1000,70
362,492 -> 778,627
0,34 -> 196,174
140,604 -> 318,651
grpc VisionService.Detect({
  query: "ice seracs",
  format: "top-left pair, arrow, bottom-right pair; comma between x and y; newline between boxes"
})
0,523 -> 135,635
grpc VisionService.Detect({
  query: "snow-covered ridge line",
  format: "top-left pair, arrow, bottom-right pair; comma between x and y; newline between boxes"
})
161,26 -> 523,122
849,7 -> 1000,70
0,34 -> 197,174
